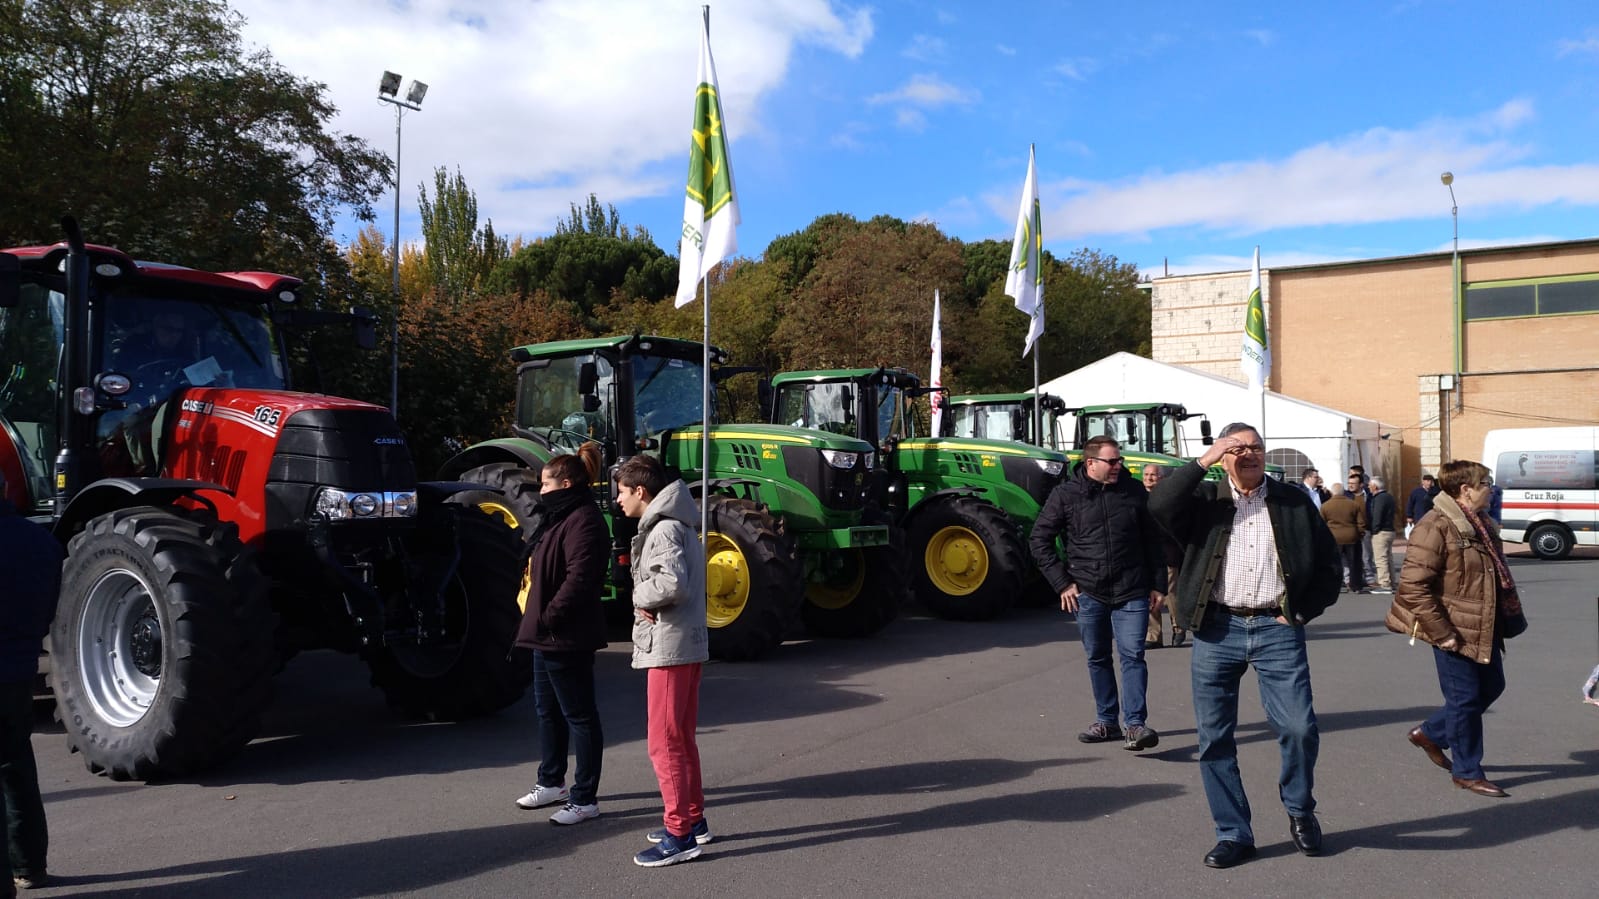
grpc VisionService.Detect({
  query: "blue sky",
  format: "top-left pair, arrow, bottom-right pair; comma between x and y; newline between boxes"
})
232,1 -> 1599,277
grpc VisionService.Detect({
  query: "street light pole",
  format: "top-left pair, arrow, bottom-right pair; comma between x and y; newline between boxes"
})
1441,172 -> 1460,415
377,71 -> 427,421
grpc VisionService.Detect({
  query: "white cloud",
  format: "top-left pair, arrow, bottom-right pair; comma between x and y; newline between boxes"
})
1019,100 -> 1599,242
866,73 -> 978,107
902,34 -> 946,61
1053,57 -> 1099,81
229,0 -> 873,241
995,43 -> 1017,56
1243,29 -> 1276,47
1556,30 -> 1599,57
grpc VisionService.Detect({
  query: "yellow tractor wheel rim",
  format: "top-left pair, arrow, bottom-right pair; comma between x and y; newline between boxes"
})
807,548 -> 866,610
704,531 -> 751,629
476,498 -> 521,530
924,525 -> 990,596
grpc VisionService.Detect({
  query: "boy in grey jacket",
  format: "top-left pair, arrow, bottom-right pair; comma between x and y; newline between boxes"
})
615,455 -> 710,867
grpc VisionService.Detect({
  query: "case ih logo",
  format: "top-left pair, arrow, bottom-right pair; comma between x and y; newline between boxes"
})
373,436 -> 406,446
179,399 -> 214,414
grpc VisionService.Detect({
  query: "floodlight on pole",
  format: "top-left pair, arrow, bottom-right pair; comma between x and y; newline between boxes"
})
377,71 -> 427,420
1440,171 -> 1460,416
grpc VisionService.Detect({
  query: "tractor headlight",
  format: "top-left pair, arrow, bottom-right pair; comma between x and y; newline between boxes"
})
862,451 -> 875,471
820,449 -> 858,470
313,489 -> 418,521
1035,458 -> 1064,477
315,487 -> 353,521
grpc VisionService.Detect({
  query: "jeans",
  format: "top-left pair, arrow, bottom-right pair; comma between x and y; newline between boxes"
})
1338,542 -> 1365,592
1421,645 -> 1505,780
648,664 -> 705,836
1360,533 -> 1377,582
533,650 -> 603,806
1370,531 -> 1396,589
1191,610 -> 1319,844
0,682 -> 45,882
1075,594 -> 1151,728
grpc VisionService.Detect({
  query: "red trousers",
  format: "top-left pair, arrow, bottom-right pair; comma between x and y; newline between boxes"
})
647,664 -> 704,835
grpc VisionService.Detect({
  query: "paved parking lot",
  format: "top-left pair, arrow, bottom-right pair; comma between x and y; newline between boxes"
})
26,547 -> 1599,897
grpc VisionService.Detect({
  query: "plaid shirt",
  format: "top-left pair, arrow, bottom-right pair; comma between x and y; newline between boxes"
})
1212,480 -> 1286,611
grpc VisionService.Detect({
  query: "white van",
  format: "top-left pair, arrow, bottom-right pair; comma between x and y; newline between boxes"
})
1481,426 -> 1599,559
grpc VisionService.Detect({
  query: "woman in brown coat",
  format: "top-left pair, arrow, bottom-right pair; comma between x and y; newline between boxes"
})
1386,459 -> 1525,798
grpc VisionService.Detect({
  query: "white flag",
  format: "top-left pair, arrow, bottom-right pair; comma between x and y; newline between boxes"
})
929,290 -> 944,436
1004,145 -> 1044,357
675,16 -> 739,308
1240,246 -> 1269,391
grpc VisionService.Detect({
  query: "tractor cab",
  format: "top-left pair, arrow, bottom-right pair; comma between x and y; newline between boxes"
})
944,392 -> 1069,450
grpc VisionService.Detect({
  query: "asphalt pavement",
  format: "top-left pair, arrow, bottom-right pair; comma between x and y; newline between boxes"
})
27,546 -> 1599,898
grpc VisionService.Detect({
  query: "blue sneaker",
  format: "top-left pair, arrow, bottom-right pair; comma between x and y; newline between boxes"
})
634,831 -> 703,867
647,818 -> 712,845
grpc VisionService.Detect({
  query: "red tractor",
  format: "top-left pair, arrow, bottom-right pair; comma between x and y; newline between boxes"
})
0,223 -> 528,780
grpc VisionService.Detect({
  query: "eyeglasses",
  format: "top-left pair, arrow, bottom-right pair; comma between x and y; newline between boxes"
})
1088,456 -> 1123,466
1227,445 -> 1266,455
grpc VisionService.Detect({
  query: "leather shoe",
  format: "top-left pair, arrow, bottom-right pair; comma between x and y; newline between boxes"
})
1452,777 -> 1508,798
1408,726 -> 1451,771
1289,814 -> 1322,855
1203,840 -> 1258,869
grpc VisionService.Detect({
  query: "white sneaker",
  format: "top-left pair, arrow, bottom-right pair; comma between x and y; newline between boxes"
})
515,784 -> 568,810
550,802 -> 600,825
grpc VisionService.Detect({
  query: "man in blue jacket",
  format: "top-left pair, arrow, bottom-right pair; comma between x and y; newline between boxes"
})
0,472 -> 62,892
1148,424 -> 1341,870
1029,436 -> 1167,752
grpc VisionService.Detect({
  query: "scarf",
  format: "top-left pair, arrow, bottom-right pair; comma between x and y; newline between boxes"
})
523,485 -> 592,552
1459,503 -> 1522,618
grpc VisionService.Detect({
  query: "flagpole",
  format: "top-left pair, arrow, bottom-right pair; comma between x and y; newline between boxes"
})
699,3 -> 711,545
1032,342 -> 1041,447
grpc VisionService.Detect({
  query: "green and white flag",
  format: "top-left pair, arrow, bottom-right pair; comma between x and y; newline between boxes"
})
1240,246 -> 1269,391
1004,145 -> 1044,357
675,15 -> 739,308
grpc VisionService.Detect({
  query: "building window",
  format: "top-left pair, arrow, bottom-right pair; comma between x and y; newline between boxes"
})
1267,448 -> 1313,480
1464,274 -> 1599,320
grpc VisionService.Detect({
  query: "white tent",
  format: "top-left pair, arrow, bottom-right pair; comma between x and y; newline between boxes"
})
1039,353 -> 1401,488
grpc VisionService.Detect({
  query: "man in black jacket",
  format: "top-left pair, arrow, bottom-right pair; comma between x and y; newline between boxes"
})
0,473 -> 62,892
1029,436 -> 1166,752
1147,423 -> 1341,870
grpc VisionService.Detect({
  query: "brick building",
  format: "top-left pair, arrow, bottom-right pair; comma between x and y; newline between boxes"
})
1150,239 -> 1599,490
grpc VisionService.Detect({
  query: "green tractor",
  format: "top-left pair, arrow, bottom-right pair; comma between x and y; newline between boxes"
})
438,335 -> 900,661
766,368 -> 1066,620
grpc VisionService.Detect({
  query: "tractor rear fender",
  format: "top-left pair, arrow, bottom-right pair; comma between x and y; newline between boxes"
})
436,438 -> 548,481
54,477 -> 229,538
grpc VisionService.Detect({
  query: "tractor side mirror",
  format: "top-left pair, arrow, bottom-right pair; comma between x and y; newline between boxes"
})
1200,418 -> 1214,446
0,254 -> 18,308
1010,407 -> 1027,442
350,305 -> 377,350
1124,416 -> 1139,446
582,394 -> 601,413
578,360 -> 598,396
757,379 -> 774,422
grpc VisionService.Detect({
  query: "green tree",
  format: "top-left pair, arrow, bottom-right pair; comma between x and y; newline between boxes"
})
417,166 -> 509,303
0,0 -> 390,283
485,195 -> 675,319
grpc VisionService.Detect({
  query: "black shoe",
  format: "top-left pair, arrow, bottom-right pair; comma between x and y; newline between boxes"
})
1289,814 -> 1322,855
1077,721 -> 1124,743
1203,840 -> 1258,869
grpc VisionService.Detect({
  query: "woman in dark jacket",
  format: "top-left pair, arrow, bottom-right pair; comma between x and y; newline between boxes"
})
512,442 -> 611,824
1387,459 -> 1524,798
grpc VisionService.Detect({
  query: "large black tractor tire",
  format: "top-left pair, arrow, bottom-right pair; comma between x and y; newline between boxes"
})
907,495 -> 1025,621
50,508 -> 277,781
704,495 -> 802,661
800,508 -> 904,638
452,461 -> 544,540
366,505 -> 532,718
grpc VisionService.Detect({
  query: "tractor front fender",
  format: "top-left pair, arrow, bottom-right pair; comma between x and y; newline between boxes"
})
54,477 -> 230,539
436,437 -> 548,481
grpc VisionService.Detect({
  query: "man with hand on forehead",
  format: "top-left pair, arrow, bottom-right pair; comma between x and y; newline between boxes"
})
1147,423 -> 1342,870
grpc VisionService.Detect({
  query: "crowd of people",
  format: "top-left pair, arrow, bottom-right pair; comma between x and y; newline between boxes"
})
1024,425 -> 1535,869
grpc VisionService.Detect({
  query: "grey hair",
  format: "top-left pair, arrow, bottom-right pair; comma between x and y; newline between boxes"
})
1369,476 -> 1385,489
1217,422 -> 1259,439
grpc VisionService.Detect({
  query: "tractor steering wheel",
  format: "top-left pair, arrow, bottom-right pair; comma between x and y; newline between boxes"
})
545,427 -> 595,453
